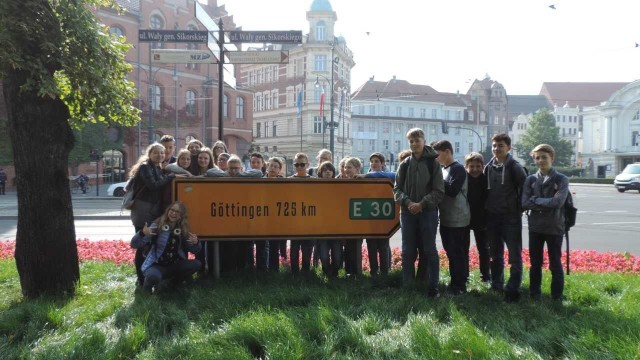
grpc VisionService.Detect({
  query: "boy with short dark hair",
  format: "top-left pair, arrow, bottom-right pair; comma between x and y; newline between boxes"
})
484,133 -> 527,302
432,140 -> 470,295
522,144 -> 569,301
160,135 -> 176,165
464,152 -> 491,282
394,128 -> 444,297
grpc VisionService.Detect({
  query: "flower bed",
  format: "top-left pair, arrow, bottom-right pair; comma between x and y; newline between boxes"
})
1,239 -> 638,273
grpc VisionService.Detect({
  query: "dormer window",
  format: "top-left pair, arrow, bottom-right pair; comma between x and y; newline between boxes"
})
316,21 -> 325,41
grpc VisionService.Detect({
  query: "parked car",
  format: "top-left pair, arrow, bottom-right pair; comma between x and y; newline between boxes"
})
613,163 -> 640,193
107,181 -> 128,197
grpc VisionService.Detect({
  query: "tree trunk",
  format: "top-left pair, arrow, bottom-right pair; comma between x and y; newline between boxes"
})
3,70 -> 79,298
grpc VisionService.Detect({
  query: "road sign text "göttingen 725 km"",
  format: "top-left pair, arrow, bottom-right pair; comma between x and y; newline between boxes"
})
173,178 -> 399,240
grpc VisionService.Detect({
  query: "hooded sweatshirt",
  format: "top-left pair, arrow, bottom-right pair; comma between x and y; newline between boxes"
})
483,153 -> 527,215
393,146 -> 444,212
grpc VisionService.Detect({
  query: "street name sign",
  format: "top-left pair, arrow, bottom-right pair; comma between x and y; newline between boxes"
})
173,178 -> 399,240
138,30 -> 208,43
227,31 -> 303,44
152,49 -> 217,64
226,50 -> 289,64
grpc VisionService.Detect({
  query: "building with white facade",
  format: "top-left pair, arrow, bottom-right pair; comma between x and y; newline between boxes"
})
582,80 -> 640,177
239,0 -> 354,168
351,77 -> 487,170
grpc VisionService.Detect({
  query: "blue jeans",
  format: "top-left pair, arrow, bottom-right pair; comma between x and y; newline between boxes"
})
400,210 -> 439,290
440,226 -> 468,291
143,259 -> 202,290
529,232 -> 564,299
486,213 -> 523,294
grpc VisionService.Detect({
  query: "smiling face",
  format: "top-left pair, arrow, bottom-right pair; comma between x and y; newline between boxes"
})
148,146 -> 165,165
492,140 -> 511,162
167,204 -> 182,224
178,153 -> 191,169
227,160 -> 242,176
250,156 -> 264,171
162,141 -> 175,161
465,160 -> 484,178
370,157 -> 383,171
197,152 -> 211,170
217,157 -> 228,171
187,142 -> 201,156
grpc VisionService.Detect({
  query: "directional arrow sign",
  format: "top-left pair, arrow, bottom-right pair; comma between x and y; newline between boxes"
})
173,178 -> 400,240
228,30 -> 303,44
226,50 -> 289,64
152,49 -> 217,64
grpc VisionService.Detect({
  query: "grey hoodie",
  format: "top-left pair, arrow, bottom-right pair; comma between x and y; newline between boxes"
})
393,146 -> 444,212
483,153 -> 527,215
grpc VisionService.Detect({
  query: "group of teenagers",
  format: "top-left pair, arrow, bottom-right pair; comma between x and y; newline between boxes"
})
128,129 -> 570,302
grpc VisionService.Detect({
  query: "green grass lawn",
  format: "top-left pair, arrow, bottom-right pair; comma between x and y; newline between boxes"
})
1,260 -> 639,359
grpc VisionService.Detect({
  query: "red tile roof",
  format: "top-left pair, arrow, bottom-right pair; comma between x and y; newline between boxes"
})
539,82 -> 629,107
352,78 -> 468,106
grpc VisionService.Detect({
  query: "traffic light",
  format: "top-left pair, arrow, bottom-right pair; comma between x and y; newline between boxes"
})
441,122 -> 449,134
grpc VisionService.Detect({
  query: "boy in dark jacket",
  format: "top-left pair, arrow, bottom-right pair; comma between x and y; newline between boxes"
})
484,133 -> 527,302
522,144 -> 569,301
464,152 -> 491,282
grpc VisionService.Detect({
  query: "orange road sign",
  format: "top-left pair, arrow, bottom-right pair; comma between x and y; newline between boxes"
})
173,178 -> 400,240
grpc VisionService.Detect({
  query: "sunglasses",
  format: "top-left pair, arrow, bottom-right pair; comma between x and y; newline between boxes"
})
294,163 -> 307,168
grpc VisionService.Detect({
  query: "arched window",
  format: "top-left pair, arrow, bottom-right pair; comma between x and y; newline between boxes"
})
109,26 -> 124,38
150,15 -> 164,49
236,97 -> 245,120
185,90 -> 196,116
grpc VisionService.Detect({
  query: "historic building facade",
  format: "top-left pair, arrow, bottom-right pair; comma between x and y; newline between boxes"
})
239,0 -> 355,167
97,0 -> 254,167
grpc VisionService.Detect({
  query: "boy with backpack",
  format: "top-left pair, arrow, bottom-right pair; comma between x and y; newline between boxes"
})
522,144 -> 569,301
394,128 -> 444,297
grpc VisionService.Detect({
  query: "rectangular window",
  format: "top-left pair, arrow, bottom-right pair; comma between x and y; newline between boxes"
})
357,121 -> 364,132
383,123 -> 390,133
368,122 -> 376,132
313,116 -> 322,134
272,122 -> 277,137
265,121 -> 270,137
369,139 -> 375,151
456,110 -> 462,120
408,107 -> 414,117
256,123 -> 261,138
432,109 -> 437,119
396,106 -> 402,117
315,55 -> 327,71
395,140 -> 401,152
420,108 -> 426,118
468,142 -> 474,153
395,123 -> 401,133
369,105 -> 376,115
383,139 -> 389,150
383,106 -> 390,116
444,110 -> 450,120
357,140 -> 364,151
455,142 -> 460,154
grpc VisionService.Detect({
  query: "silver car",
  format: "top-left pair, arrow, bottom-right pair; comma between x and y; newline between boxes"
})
107,181 -> 128,197
613,163 -> 640,193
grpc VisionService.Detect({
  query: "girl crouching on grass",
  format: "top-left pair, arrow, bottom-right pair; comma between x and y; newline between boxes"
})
131,201 -> 201,293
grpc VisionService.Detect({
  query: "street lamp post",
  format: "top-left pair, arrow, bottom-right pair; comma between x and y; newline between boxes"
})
314,39 -> 339,163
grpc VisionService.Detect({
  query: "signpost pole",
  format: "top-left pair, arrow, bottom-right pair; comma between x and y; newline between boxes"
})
148,47 -> 154,145
329,41 -> 336,164
217,19 -> 224,142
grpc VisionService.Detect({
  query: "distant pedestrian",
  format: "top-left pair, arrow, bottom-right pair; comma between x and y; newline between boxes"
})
393,128 -> 444,297
522,144 -> 568,301
0,168 -> 7,195
484,133 -> 527,302
76,173 -> 89,194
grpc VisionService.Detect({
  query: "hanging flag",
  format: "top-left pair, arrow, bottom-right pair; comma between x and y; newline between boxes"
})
319,87 -> 325,119
338,90 -> 345,122
296,87 -> 303,115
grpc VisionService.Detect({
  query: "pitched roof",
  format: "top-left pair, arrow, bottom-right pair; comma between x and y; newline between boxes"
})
507,95 -> 552,118
539,82 -> 629,107
351,78 -> 467,106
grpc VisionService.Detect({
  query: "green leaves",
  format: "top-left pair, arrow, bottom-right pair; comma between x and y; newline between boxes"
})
514,108 -> 575,166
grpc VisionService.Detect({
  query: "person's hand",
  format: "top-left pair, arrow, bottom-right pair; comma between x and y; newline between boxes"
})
355,174 -> 366,179
408,202 -> 422,215
187,232 -> 198,244
142,222 -> 157,236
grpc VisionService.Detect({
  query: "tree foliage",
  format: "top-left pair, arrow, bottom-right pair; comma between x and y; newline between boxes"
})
514,108 -> 574,166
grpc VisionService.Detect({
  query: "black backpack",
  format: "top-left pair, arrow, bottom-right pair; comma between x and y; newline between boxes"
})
564,190 -> 577,230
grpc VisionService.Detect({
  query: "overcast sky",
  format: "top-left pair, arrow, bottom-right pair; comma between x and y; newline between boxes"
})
218,0 -> 640,95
